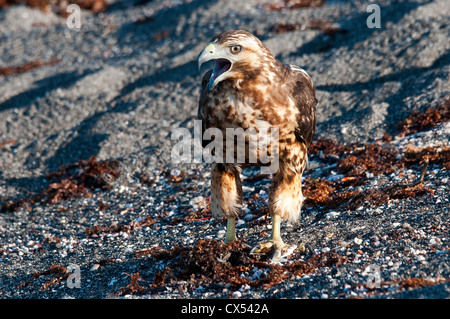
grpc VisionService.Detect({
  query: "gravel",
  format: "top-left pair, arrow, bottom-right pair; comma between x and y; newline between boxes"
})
0,0 -> 449,299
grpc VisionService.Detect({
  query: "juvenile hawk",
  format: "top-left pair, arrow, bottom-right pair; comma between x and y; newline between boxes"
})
197,30 -> 317,260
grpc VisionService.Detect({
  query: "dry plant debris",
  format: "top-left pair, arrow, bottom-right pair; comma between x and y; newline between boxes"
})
117,273 -> 147,296
308,19 -> 348,35
397,98 -> 450,136
128,239 -> 346,295
303,177 -> 433,211
403,145 -> 450,169
46,155 -> 120,189
270,20 -> 347,35
85,215 -> 156,237
0,140 -> 16,148
0,58 -> 60,76
1,155 -> 120,212
303,134 -> 441,211
152,30 -> 171,42
31,264 -> 69,290
266,0 -> 326,11
395,277 -> 442,290
353,276 -> 448,297
309,136 -> 400,177
270,22 -> 302,34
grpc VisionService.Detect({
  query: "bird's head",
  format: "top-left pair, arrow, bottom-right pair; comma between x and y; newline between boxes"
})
198,30 -> 274,91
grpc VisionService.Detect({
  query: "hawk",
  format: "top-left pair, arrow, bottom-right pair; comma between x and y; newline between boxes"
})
197,30 -> 317,260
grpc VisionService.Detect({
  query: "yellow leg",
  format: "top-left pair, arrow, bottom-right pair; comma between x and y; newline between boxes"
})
271,215 -> 282,242
250,215 -> 296,261
225,217 -> 237,243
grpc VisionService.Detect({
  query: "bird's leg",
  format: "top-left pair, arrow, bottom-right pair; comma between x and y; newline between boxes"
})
225,217 -> 237,243
250,215 -> 294,260
251,156 -> 305,261
210,164 -> 242,242
270,215 -> 284,250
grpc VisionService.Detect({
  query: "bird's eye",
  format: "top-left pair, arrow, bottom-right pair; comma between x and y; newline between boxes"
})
230,45 -> 242,54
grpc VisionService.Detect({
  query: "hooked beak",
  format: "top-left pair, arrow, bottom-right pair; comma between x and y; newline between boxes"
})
198,43 -> 232,91
198,43 -> 216,70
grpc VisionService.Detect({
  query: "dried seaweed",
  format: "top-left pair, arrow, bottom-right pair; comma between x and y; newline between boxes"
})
138,172 -> 155,186
303,176 -> 433,211
46,155 -> 121,190
131,239 -> 346,294
311,137 -> 398,178
397,99 -> 450,136
32,264 -> 69,290
96,200 -> 110,211
303,178 -> 337,208
354,276 -> 447,297
85,215 -> 156,237
266,0 -> 326,11
0,140 -> 16,148
32,264 -> 68,278
1,156 -> 120,212
116,273 -> 147,296
0,58 -> 60,76
168,199 -> 211,225
71,0 -> 107,13
270,19 -> 346,35
346,183 -> 433,210
403,145 -> 450,169
337,143 -> 399,177
153,30 -> 170,42
135,246 -> 166,259
309,136 -> 352,157
270,22 -> 302,34
304,132 -> 446,211
395,277 -> 437,290
308,19 -> 347,35
46,178 -> 92,205
311,135 -> 448,174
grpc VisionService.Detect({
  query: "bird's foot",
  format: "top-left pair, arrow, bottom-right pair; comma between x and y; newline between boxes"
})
250,239 -> 297,263
224,232 -> 237,244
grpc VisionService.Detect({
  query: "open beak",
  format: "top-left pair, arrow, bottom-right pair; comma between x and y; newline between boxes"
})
198,43 -> 232,91
198,43 -> 216,70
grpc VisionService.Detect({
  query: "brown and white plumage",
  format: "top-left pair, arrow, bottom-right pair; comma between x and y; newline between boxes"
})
197,30 -> 317,260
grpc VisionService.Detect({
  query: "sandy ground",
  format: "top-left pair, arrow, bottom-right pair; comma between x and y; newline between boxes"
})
0,0 -> 449,299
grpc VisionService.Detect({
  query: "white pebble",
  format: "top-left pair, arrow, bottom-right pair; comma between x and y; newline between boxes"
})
236,219 -> 245,226
232,291 -> 242,298
417,255 -> 426,261
326,211 -> 340,219
90,264 -> 100,271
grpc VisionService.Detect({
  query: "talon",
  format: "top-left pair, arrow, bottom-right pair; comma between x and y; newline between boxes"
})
273,244 -> 297,263
250,239 -> 297,262
250,241 -> 274,255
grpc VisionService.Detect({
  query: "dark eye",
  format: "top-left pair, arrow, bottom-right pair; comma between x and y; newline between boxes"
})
230,45 -> 242,54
